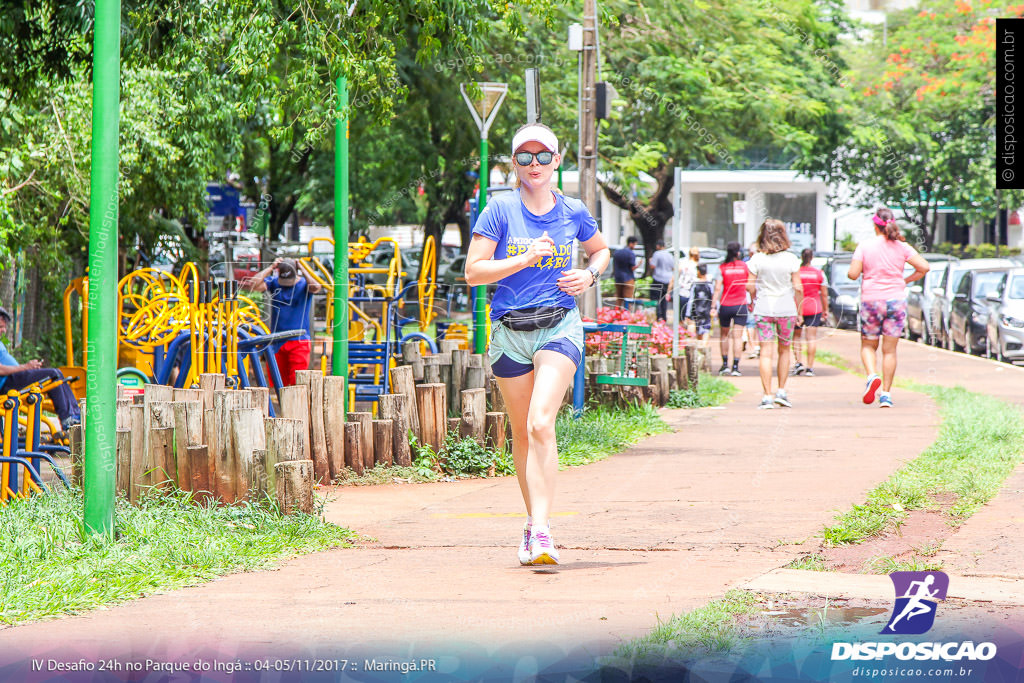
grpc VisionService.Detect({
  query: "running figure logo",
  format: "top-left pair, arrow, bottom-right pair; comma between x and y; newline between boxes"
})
882,571 -> 949,635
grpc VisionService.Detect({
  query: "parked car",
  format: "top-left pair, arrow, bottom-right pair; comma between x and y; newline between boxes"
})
905,254 -> 957,344
930,258 -> 1015,350
823,256 -> 860,329
985,268 -> 1024,363
949,266 -> 1012,354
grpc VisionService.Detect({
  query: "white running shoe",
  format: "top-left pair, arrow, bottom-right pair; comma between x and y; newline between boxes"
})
529,526 -> 560,565
518,524 -> 532,566
773,389 -> 793,408
758,396 -> 776,410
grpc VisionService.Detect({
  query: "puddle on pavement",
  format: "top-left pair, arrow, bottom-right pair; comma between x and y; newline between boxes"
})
762,607 -> 889,629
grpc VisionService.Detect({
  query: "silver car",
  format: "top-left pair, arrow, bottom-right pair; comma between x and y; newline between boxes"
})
930,258 -> 1015,350
985,268 -> 1024,363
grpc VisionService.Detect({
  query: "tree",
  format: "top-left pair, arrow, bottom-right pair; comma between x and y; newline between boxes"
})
798,1 -> 1024,249
593,0 -> 850,256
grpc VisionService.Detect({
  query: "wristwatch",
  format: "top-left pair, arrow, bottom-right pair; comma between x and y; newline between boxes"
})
586,265 -> 602,287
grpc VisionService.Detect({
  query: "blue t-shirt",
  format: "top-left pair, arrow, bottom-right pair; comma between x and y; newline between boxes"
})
613,246 -> 637,282
0,341 -> 17,390
472,190 -> 598,320
265,276 -> 313,350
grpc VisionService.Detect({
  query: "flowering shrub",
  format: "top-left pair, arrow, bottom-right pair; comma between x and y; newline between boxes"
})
583,307 -> 693,358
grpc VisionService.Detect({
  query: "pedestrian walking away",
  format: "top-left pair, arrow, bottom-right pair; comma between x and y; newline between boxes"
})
0,308 -> 80,430
465,122 -> 610,566
712,242 -> 749,376
676,246 -> 700,323
612,236 -> 639,308
792,248 -> 829,377
240,256 -> 323,386
848,208 -> 929,408
744,243 -> 761,359
648,239 -> 675,322
746,220 -> 803,409
685,264 -> 714,341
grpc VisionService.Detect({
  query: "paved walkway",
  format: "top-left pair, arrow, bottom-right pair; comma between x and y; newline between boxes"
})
2,330 -> 1022,674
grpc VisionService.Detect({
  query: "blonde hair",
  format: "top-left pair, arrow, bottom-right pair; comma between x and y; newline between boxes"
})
688,246 -> 700,261
756,219 -> 791,254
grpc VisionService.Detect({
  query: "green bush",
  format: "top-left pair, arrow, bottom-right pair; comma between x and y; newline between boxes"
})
930,242 -> 1020,258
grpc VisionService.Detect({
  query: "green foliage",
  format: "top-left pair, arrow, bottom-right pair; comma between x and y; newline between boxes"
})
666,374 -> 739,409
838,233 -> 858,252
613,590 -> 761,660
799,1 -> 1024,248
932,242 -> 1021,258
440,432 -> 498,477
823,384 -> 1024,547
0,489 -> 354,625
557,402 -> 670,468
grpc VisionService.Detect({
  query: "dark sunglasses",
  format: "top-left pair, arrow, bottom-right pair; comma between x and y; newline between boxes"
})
514,150 -> 554,166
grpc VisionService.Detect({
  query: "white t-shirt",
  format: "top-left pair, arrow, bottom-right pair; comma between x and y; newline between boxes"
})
747,251 -> 800,317
676,259 -> 697,297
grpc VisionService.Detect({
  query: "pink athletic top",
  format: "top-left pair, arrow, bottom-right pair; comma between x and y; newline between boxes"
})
852,235 -> 917,301
799,266 -> 826,315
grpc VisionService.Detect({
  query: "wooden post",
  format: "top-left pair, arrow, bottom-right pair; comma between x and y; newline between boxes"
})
447,417 -> 462,435
347,412 -> 374,471
402,341 -> 424,381
248,386 -> 270,419
389,365 -> 420,438
274,460 -> 314,515
251,448 -> 268,497
144,383 -> 173,404
115,429 -> 131,496
460,388 -> 486,444
449,348 -> 468,415
203,407 -> 216,492
231,407 -> 266,500
187,445 -> 211,502
148,427 -> 175,491
439,354 -> 453,415
213,390 -> 252,503
489,377 -> 507,414
264,417 -> 304,494
116,398 -> 131,431
485,412 -> 507,452
173,388 -> 204,405
279,384 -> 311,461
344,422 -> 364,476
372,419 -> 393,466
439,339 -> 462,355
128,405 -> 144,502
322,376 -> 347,481
198,373 -> 225,411
464,366 -> 486,391
422,354 -> 443,384
673,355 -> 689,391
416,383 -> 447,451
377,394 -> 412,467
172,400 -> 203,491
295,370 -> 329,482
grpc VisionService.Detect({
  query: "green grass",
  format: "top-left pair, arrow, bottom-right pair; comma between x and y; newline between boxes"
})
823,384 -> 1024,546
862,555 -> 944,575
786,554 -> 827,571
666,374 -> 739,409
815,349 -> 856,373
340,464 -> 438,485
0,490 -> 354,625
557,401 -> 671,468
613,590 -> 761,660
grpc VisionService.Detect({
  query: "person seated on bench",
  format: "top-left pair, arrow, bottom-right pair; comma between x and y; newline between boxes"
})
0,307 -> 80,430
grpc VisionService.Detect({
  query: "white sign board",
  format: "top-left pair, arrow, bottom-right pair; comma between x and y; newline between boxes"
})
733,200 -> 746,225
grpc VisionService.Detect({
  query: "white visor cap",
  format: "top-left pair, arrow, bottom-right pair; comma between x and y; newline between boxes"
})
511,125 -> 558,156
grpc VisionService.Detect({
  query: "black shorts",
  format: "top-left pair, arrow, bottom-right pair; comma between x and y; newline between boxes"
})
718,304 -> 748,329
803,313 -> 824,327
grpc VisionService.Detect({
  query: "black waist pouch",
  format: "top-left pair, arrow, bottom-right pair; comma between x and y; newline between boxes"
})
501,306 -> 569,332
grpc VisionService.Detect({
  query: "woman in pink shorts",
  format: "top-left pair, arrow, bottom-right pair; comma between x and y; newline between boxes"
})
848,208 -> 930,407
746,219 -> 803,409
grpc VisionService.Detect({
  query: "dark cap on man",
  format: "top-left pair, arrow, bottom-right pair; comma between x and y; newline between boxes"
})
277,258 -> 299,286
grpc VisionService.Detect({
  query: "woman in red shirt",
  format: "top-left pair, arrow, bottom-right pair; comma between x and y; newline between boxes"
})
712,242 -> 750,376
792,248 -> 829,376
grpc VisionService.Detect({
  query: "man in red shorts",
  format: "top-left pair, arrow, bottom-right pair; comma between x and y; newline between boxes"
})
241,257 -> 322,386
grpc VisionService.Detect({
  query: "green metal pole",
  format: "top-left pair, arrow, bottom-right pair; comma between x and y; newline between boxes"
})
474,136 -> 489,354
333,76 -> 350,413
558,163 -> 563,193
83,0 -> 120,538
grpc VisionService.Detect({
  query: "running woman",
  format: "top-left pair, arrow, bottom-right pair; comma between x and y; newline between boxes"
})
792,248 -> 829,377
712,242 -> 749,376
746,220 -> 802,409
848,208 -> 929,407
465,122 -> 609,565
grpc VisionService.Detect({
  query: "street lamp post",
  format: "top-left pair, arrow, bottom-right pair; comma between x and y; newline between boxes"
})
460,82 -> 508,354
